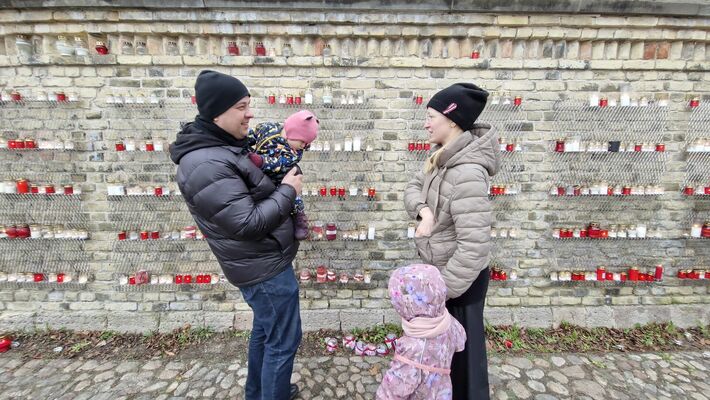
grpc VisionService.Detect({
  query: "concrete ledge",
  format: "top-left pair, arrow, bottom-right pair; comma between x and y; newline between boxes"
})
1,1 -> 708,17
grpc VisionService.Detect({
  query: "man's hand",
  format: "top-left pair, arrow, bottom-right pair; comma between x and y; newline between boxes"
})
281,167 -> 303,195
415,207 -> 434,237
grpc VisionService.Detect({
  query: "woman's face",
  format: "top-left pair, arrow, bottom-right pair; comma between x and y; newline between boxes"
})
424,107 -> 457,146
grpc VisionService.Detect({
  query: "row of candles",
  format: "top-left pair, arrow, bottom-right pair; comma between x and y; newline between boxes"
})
551,265 -> 664,282
687,138 -> 710,152
115,140 -> 165,152
1,224 -> 89,240
309,223 -> 376,241
0,272 -> 89,284
0,90 -> 77,103
682,185 -> 710,196
118,271 -> 221,285
265,90 -> 365,106
1,180 -> 79,195
0,138 -> 75,150
490,267 -> 518,281
302,186 -> 377,199
554,140 -> 666,153
117,226 -> 203,241
489,184 -> 521,196
553,223 -> 653,239
550,184 -> 665,196
107,185 -> 173,197
586,93 -> 669,108
299,266 -> 371,283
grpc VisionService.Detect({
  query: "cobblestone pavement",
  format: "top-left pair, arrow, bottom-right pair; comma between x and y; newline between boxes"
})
0,351 -> 708,399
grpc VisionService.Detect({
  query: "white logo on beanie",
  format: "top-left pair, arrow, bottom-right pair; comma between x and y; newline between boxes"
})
442,103 -> 458,115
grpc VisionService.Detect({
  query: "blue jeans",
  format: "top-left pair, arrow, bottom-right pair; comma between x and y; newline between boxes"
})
240,267 -> 302,400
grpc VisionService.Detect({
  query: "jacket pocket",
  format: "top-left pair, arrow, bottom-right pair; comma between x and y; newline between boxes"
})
413,235 -> 434,264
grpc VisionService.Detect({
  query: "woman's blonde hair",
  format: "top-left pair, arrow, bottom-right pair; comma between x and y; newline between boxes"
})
424,130 -> 463,173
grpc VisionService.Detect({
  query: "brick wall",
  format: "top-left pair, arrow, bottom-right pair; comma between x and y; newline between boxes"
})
0,5 -> 708,332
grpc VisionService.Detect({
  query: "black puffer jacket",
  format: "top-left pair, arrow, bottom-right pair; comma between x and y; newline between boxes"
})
170,117 -> 298,287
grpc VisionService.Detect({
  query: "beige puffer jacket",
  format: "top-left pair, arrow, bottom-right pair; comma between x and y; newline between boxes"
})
404,123 -> 500,299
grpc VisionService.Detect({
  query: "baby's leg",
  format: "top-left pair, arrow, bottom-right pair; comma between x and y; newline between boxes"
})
293,197 -> 309,240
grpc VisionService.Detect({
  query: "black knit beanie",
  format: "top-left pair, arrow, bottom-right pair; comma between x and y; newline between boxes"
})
427,83 -> 489,131
195,70 -> 250,120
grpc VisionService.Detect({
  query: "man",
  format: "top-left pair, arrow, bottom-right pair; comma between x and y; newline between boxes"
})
170,70 -> 303,400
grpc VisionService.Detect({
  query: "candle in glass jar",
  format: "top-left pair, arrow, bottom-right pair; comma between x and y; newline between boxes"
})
326,223 -> 337,241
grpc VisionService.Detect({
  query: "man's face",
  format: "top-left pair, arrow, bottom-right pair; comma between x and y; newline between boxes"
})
213,96 -> 253,139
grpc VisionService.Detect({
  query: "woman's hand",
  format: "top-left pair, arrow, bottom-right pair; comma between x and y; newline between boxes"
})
415,207 -> 434,237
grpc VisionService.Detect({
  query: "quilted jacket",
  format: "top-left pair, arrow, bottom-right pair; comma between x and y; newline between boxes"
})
404,123 -> 500,298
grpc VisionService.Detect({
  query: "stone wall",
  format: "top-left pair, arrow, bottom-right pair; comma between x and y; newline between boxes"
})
0,4 -> 708,332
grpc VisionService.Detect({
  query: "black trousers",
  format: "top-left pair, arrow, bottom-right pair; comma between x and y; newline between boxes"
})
446,267 -> 490,400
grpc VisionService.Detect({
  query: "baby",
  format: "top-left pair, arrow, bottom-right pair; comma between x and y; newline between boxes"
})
376,264 -> 466,400
247,110 -> 319,240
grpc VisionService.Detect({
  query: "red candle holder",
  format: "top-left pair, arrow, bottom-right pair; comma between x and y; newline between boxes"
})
414,142 -> 423,151
227,41 -> 239,56
196,275 -> 204,284
689,98 -> 700,108
34,273 -> 44,282
44,185 -> 55,194
319,186 -> 327,196
115,142 -> 125,152
329,186 -> 337,196
184,275 -> 193,284
255,42 -> 266,56
5,225 -> 17,239
154,186 -> 163,196
316,266 -> 327,283
580,228 -> 588,238
30,185 -> 39,194
56,91 -> 67,102
286,95 -> 294,105
326,223 -> 337,241
596,267 -> 605,281
408,142 -> 415,152
471,50 -> 480,59
599,97 -> 608,107
634,144 -> 642,152
10,91 -> 22,102
628,267 -> 639,281
683,186 -> 694,196
118,231 -> 127,240
145,141 -> 155,152
414,95 -> 423,105
678,270 -> 687,279
622,186 -> 632,196
295,96 -> 302,105
655,143 -> 665,152
150,231 -> 160,240
514,96 -> 522,106
555,140 -> 565,152
191,95 -> 196,104
57,273 -> 65,283
605,271 -> 613,281
95,41 -> 109,55
129,276 -> 136,285
174,275 -> 183,284
337,187 -> 346,198
16,179 -> 29,194
423,142 -> 431,151
367,187 -> 376,199
140,231 -> 149,240
654,265 -> 663,281
205,274 -> 212,283
8,140 -> 17,149
268,94 -> 275,104
705,186 -> 710,195
505,143 -> 514,152
24,139 -> 36,149
63,185 -> 73,195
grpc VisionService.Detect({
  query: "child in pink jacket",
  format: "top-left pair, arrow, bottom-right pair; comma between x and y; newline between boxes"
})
377,264 -> 467,400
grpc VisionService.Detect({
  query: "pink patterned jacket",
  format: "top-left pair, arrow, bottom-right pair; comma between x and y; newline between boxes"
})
377,264 -> 467,400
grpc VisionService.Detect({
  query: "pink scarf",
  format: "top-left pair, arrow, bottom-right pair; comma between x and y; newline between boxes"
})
401,312 -> 451,339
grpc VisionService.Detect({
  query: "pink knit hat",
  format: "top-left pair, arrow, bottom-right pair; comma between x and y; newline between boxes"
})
283,110 -> 319,145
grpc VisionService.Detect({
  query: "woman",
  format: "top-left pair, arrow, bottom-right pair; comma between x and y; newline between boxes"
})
404,83 -> 500,400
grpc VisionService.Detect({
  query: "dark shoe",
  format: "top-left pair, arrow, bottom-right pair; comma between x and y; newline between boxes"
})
294,211 -> 309,240
289,384 -> 299,400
